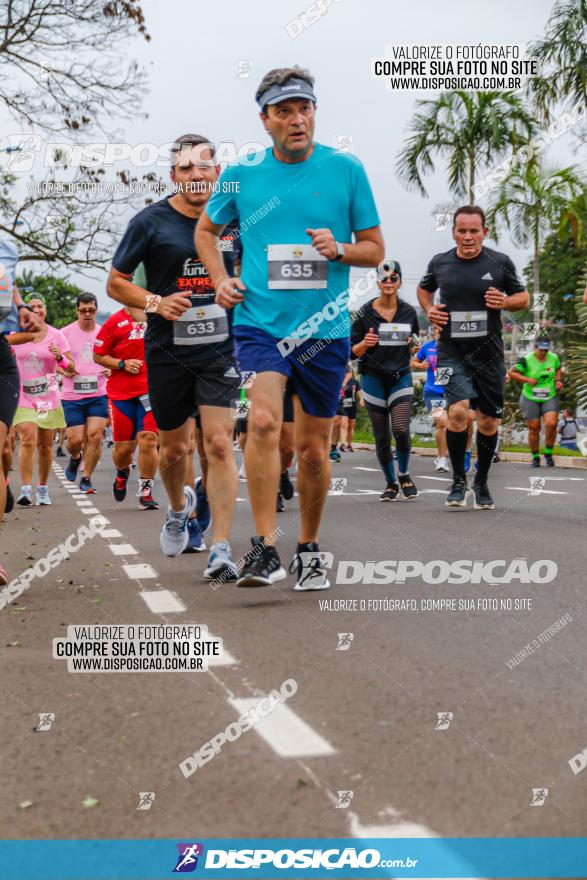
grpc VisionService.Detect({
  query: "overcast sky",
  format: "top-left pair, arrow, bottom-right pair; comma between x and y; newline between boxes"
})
6,0 -> 585,310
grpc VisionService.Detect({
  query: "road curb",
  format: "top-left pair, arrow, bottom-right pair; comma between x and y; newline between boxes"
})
352,444 -> 587,469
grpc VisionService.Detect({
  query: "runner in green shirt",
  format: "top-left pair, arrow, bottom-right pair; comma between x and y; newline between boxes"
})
508,337 -> 563,468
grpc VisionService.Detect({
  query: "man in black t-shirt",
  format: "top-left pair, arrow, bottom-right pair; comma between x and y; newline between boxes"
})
417,205 -> 528,510
106,133 -> 240,580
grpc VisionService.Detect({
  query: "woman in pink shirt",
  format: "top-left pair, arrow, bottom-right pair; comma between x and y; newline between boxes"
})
12,294 -> 74,506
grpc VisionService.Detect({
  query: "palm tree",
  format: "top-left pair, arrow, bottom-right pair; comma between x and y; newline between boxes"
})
396,91 -> 537,203
486,162 -> 585,299
567,266 -> 587,412
528,0 -> 587,123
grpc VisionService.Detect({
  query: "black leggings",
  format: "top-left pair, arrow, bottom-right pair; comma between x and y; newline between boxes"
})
361,372 -> 413,485
0,337 -> 19,430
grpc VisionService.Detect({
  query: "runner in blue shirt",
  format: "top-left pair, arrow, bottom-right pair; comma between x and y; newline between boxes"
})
196,65 -> 383,589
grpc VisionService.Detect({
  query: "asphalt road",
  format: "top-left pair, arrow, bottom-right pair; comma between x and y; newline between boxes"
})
1,446 -> 586,866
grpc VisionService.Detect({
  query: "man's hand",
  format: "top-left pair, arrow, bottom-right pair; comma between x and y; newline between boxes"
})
427,303 -> 449,327
215,276 -> 245,309
555,379 -> 564,391
306,227 -> 337,260
18,307 -> 41,332
485,286 -> 506,310
527,377 -> 538,386
156,290 -> 192,321
124,359 -> 143,374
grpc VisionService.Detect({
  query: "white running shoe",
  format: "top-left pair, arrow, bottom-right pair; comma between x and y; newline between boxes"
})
160,486 -> 196,557
17,486 -> 33,506
290,547 -> 331,591
36,485 -> 51,506
435,456 -> 450,472
204,542 -> 239,580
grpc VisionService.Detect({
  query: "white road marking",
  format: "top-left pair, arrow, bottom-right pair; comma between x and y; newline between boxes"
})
123,563 -> 158,579
140,590 -> 185,613
349,812 -> 437,838
352,466 -> 380,472
506,486 -> 568,495
109,544 -> 138,556
80,506 -> 100,514
229,696 -> 335,758
75,500 -> 94,506
415,474 -> 452,482
348,814 -> 484,879
541,476 -> 583,481
188,628 -> 237,666
98,529 -> 123,539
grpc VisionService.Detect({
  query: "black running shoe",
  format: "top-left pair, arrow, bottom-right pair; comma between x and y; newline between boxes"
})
5,482 -> 13,514
446,477 -> 469,507
279,469 -> 294,501
472,480 -> 495,510
544,453 -> 555,468
64,455 -> 82,483
290,544 -> 331,591
531,457 -> 541,468
56,446 -> 66,458
276,492 -> 285,512
380,483 -> 400,502
236,537 -> 286,588
399,474 -> 418,499
113,468 -> 129,502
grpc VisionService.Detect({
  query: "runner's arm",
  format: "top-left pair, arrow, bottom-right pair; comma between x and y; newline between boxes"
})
107,267 -> 156,310
411,352 -> 428,371
4,331 -> 37,345
503,290 -> 529,311
508,368 -> 535,386
107,268 -> 191,320
94,352 -> 140,373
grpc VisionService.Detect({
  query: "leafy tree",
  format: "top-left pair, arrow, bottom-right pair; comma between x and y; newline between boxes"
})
396,91 -> 537,203
566,265 -> 587,411
527,0 -> 587,126
487,162 -> 584,298
0,1 -> 156,271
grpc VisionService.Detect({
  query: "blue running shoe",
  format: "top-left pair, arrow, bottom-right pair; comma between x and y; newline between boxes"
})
183,518 -> 207,554
65,455 -> 82,483
195,477 -> 211,532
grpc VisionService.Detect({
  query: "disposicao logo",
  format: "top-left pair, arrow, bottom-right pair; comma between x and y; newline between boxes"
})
173,843 -> 204,873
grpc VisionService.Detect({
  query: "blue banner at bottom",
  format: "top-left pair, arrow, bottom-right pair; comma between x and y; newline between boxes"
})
1,838 -> 587,879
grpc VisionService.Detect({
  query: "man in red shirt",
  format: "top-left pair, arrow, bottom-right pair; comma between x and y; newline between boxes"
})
93,306 -> 159,509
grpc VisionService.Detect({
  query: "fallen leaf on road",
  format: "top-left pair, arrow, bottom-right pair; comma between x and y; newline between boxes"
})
82,795 -> 100,809
19,801 -> 33,810
6,641 -> 20,647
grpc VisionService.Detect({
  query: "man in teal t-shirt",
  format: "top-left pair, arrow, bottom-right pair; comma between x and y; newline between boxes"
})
196,65 -> 383,590
509,336 -> 563,467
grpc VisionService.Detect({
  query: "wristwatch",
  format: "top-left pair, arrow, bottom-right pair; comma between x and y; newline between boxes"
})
118,360 -> 126,371
144,294 -> 161,314
330,241 -> 344,262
